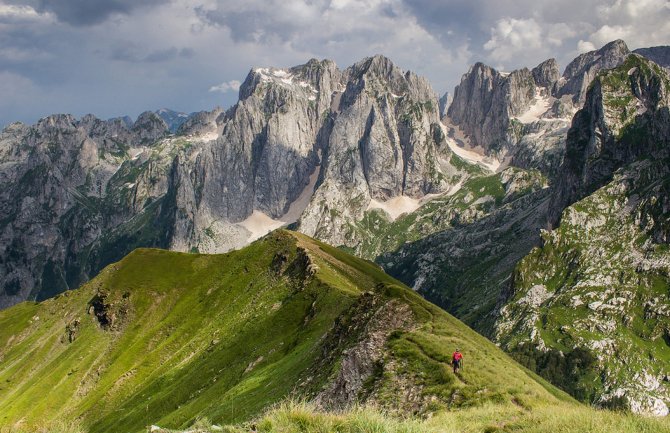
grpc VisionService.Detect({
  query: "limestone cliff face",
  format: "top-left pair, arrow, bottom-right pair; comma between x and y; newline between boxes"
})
161,56 -> 461,253
496,55 -> 670,415
0,114 -> 176,307
0,56 -> 461,305
446,58 -> 566,172
297,55 -> 457,247
445,41 -> 633,176
558,39 -> 631,103
165,58 -> 339,252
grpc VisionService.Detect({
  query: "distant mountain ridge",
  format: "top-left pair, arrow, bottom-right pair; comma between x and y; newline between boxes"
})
0,54 -> 468,308
2,39 -> 670,415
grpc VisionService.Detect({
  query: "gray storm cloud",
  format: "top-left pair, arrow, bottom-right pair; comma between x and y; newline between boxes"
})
0,0 -> 668,128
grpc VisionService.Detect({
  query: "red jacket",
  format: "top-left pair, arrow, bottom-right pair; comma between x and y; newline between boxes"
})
453,351 -> 463,362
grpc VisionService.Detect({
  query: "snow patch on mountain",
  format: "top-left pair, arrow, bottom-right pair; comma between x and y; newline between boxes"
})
516,89 -> 553,124
446,139 -> 501,173
368,196 -> 422,221
239,211 -> 285,242
367,191 -> 446,222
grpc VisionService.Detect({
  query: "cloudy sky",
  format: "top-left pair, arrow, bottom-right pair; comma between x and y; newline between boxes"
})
0,0 -> 668,128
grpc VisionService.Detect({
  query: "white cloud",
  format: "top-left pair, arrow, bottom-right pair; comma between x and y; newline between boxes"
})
209,79 -> 241,93
577,40 -> 596,53
484,18 -> 545,62
589,24 -> 632,46
0,4 -> 53,23
0,71 -> 46,125
584,0 -> 670,49
1,0 -> 669,128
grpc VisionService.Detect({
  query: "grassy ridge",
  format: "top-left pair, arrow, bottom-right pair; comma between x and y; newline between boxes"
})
1,231 -> 568,432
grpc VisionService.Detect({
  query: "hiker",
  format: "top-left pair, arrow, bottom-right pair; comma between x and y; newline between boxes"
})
452,348 -> 463,373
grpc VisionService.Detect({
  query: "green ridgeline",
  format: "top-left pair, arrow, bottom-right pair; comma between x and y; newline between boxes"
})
0,230 -> 569,433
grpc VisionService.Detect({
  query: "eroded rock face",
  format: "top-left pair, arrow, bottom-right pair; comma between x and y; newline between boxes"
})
446,58 -> 570,171
558,39 -> 631,103
0,113 -> 183,307
0,55 -> 462,307
532,58 -> 560,90
161,55 -> 462,253
313,293 -> 415,409
296,56 -> 458,247
495,55 -> 670,415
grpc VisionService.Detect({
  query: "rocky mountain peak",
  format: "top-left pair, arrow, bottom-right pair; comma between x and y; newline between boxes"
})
351,54 -> 397,77
551,54 -> 670,223
559,39 -> 630,102
532,58 -> 560,90
131,111 -> 170,144
37,113 -> 78,131
239,59 -> 342,105
290,58 -> 339,82
447,61 -> 536,156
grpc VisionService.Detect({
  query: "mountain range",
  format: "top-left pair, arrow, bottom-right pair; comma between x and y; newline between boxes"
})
1,39 -> 670,423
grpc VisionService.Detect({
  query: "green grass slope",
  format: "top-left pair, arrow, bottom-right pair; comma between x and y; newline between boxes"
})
192,401 -> 670,433
0,230 -> 568,432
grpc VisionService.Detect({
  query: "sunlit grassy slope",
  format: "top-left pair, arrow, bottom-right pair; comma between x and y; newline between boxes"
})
1,230 -> 570,432
214,400 -> 670,433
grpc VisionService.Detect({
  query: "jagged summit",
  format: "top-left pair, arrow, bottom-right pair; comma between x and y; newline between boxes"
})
559,39 -> 631,102
0,53 -> 462,307
532,58 -> 560,90
444,40 -> 644,176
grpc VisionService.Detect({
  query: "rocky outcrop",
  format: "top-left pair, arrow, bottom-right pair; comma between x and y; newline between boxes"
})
532,58 -> 560,90
558,39 -> 630,103
495,54 -> 670,416
313,293 -> 415,409
131,111 -> 170,144
550,54 -> 670,223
